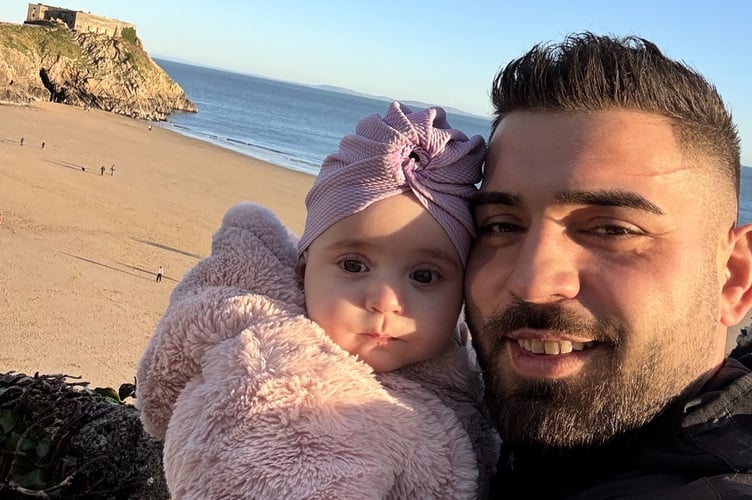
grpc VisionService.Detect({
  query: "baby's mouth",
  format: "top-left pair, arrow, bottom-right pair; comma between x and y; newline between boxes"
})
363,332 -> 401,345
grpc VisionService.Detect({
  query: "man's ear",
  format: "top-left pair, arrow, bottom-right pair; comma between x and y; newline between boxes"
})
720,223 -> 752,326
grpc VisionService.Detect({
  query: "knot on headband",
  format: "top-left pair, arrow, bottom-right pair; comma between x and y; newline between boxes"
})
298,101 -> 485,265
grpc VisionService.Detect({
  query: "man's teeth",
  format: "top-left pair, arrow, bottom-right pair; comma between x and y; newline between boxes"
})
517,339 -> 595,355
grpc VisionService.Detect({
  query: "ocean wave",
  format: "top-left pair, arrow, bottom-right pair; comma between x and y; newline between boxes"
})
158,121 -> 319,175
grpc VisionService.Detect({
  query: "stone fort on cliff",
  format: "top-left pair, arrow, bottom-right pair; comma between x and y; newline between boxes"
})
25,3 -> 135,38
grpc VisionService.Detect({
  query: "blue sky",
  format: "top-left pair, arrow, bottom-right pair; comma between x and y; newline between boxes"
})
1,1 -> 750,165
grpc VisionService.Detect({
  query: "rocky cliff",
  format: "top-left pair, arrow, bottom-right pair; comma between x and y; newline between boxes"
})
0,22 -> 196,120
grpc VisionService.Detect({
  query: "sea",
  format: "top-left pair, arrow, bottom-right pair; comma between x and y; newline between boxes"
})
155,58 -> 752,226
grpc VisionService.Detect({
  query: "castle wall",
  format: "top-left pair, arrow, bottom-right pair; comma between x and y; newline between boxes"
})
73,12 -> 134,37
44,8 -> 76,28
26,3 -> 47,21
24,3 -> 135,38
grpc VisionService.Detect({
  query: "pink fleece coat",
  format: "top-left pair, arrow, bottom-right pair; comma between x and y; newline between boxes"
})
136,202 -> 499,499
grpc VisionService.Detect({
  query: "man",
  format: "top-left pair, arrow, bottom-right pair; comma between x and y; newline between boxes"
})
465,32 -> 752,498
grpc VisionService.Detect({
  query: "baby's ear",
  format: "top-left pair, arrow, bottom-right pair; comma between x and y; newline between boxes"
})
295,252 -> 308,281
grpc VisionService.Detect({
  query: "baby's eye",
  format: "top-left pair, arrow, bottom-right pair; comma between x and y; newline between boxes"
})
410,269 -> 441,284
341,259 -> 368,273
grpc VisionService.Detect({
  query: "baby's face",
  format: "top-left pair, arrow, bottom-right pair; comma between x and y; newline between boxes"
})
303,192 -> 464,372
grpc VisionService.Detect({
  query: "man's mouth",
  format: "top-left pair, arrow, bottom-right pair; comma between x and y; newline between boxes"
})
516,338 -> 596,355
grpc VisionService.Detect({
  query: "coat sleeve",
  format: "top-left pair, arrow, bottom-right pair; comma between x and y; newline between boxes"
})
135,202 -> 306,438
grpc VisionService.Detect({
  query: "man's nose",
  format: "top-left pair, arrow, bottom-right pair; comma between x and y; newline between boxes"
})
506,222 -> 580,304
365,278 -> 404,314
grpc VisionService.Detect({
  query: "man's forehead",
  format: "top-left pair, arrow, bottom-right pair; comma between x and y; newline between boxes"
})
485,110 -> 693,182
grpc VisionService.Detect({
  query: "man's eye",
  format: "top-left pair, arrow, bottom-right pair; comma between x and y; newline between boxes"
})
588,225 -> 641,236
341,259 -> 368,273
410,269 -> 441,284
476,221 -> 524,234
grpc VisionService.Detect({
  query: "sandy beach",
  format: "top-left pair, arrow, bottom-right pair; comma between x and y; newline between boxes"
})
0,101 -> 313,390
1,102 -> 750,391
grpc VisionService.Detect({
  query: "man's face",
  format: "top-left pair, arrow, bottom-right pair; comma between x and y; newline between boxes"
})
465,110 -> 729,448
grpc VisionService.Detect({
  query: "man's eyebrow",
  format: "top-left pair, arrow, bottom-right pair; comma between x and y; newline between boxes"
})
470,192 -> 521,209
471,189 -> 663,215
555,190 -> 665,215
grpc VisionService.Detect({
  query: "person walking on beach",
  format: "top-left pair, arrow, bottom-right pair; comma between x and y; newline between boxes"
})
41,141 -> 45,150
155,265 -> 163,283
467,32 -> 752,498
136,101 -> 498,499
19,136 -> 23,146
100,165 -> 105,176
110,164 -> 115,176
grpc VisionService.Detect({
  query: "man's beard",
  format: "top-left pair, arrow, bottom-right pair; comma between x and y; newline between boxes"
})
471,300 -> 679,449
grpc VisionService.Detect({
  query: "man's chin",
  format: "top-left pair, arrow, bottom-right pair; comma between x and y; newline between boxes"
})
490,383 -> 600,448
495,398 -> 606,449
486,367 -> 628,449
487,362 -> 671,449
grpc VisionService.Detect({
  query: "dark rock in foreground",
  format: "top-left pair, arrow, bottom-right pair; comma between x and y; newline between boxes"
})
0,372 -> 168,499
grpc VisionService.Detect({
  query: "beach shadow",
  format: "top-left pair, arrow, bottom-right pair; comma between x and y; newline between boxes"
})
114,261 -> 178,283
62,252 -> 156,282
131,237 -> 203,260
46,159 -> 99,174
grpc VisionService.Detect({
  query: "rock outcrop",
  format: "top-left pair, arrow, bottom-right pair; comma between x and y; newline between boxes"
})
0,372 -> 168,499
0,22 -> 196,120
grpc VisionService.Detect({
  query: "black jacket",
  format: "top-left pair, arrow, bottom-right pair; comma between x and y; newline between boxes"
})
489,352 -> 752,499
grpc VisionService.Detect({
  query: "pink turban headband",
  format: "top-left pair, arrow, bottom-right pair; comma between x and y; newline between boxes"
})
298,101 -> 485,265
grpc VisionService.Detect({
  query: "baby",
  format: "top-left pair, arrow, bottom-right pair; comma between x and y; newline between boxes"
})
136,101 -> 499,499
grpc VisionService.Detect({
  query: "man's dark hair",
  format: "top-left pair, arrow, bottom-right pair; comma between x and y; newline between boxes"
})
490,32 -> 741,198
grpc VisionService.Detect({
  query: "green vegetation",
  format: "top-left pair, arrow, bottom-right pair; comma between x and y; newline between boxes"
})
122,43 -> 151,76
0,22 -> 151,80
121,26 -> 137,44
0,23 -> 85,63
